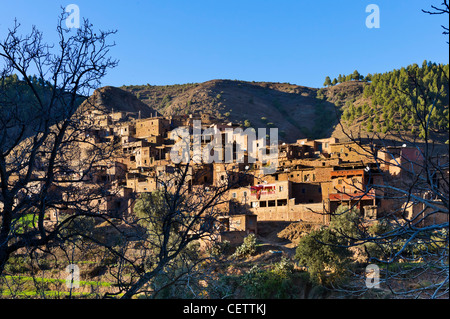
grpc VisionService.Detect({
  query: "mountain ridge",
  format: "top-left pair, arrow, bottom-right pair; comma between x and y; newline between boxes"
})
118,79 -> 351,143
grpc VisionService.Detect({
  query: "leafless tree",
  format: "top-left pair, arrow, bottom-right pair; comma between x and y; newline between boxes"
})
103,161 -> 251,299
0,9 -> 118,278
422,0 -> 449,41
330,65 -> 449,298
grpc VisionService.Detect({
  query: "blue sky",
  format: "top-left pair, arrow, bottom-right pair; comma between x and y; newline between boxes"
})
0,0 -> 448,88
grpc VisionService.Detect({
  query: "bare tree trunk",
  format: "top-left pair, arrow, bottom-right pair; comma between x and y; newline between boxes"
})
0,10 -> 118,277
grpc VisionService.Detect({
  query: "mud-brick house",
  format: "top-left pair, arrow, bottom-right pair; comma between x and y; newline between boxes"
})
402,199 -> 448,227
228,180 -> 327,224
216,214 -> 258,245
377,145 -> 424,178
135,117 -> 170,139
326,166 -> 382,219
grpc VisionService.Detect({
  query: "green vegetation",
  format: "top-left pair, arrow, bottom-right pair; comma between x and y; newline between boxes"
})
312,100 -> 336,137
3,275 -> 112,287
324,70 -> 366,87
229,258 -> 297,298
294,205 -> 359,285
232,234 -> 257,258
0,258 -> 114,298
342,61 -> 449,137
0,74 -> 85,125
212,257 -> 315,299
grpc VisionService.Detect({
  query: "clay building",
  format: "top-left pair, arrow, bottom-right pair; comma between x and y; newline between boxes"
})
216,214 -> 258,245
377,145 -> 424,177
226,180 -> 327,224
329,141 -> 375,163
135,117 -> 170,139
326,166 -> 379,216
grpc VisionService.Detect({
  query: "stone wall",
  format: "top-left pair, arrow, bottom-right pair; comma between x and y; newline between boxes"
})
253,202 -> 325,223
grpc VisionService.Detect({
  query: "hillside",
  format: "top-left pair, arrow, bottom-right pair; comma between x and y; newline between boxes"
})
328,62 -> 449,144
120,80 -> 343,143
116,61 -> 448,146
77,85 -> 160,118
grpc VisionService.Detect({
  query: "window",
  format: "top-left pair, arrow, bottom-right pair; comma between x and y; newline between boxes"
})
251,201 -> 258,208
279,186 -> 284,192
268,200 -> 276,207
277,199 -> 287,206
338,179 -> 343,185
232,192 -> 237,198
260,201 -> 267,207
243,191 -> 248,197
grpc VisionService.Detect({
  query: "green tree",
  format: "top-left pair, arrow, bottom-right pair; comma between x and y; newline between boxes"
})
329,205 -> 361,241
294,228 -> 351,285
323,76 -> 332,87
294,205 -> 363,285
134,191 -> 173,232
232,233 -> 257,258
352,70 -> 361,81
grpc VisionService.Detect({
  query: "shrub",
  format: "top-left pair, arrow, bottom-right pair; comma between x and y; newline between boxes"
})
294,228 -> 352,285
4,256 -> 31,274
207,240 -> 231,259
238,259 -> 296,298
232,234 -> 257,258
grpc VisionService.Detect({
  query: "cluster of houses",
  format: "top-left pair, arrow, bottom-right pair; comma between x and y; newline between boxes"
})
48,109 -> 448,244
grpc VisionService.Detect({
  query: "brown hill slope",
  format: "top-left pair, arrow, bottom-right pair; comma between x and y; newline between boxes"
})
78,86 -> 160,118
120,79 -> 350,143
